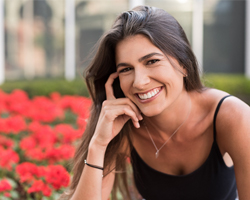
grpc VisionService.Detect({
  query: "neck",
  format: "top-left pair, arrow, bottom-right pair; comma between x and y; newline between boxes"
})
142,91 -> 192,139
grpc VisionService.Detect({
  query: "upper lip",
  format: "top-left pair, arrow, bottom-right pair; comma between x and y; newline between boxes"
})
135,86 -> 162,95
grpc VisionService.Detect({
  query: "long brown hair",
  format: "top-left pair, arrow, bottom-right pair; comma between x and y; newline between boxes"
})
60,5 -> 204,200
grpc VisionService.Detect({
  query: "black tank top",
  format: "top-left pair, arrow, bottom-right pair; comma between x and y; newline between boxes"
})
131,95 -> 237,200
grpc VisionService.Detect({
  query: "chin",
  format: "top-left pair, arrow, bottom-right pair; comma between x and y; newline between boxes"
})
140,107 -> 164,118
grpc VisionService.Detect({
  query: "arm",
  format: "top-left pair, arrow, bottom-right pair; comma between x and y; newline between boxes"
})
70,72 -> 142,200
71,143 -> 115,200
216,96 -> 250,199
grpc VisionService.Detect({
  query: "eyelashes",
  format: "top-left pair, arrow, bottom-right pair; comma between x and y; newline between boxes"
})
118,59 -> 160,74
119,67 -> 132,73
147,59 -> 160,65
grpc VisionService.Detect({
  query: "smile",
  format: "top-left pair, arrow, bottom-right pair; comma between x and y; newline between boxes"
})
137,87 -> 162,100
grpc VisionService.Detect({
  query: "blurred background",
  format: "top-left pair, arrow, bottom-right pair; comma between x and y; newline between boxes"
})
0,1 -> 248,199
0,0 -> 250,103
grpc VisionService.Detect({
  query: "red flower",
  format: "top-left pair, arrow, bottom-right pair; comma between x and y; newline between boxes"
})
45,144 -> 75,163
76,116 -> 88,131
0,118 -> 8,133
8,89 -> 29,102
59,96 -> 91,118
0,179 -> 12,192
58,95 -> 75,109
16,162 -> 38,183
0,89 -> 8,113
26,96 -> 64,122
4,192 -> 11,197
20,124 -> 57,161
20,136 -> 36,151
50,92 -> 61,102
20,125 -> 59,162
16,162 -> 49,183
46,165 -> 70,190
24,148 -> 46,161
0,135 -> 14,148
70,97 -> 91,116
0,91 -> 92,197
0,147 -> 19,170
28,180 -> 51,196
5,115 -> 26,134
27,121 -> 43,133
57,144 -> 75,160
55,124 -> 82,143
6,90 -> 30,116
0,116 -> 27,134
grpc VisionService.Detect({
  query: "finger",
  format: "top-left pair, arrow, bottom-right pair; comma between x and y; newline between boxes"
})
122,109 -> 140,128
125,99 -> 143,121
120,106 -> 140,126
122,99 -> 143,121
107,98 -> 143,120
105,72 -> 119,100
103,104 -> 141,128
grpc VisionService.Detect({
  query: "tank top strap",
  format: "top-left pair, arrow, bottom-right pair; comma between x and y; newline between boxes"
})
213,95 -> 232,141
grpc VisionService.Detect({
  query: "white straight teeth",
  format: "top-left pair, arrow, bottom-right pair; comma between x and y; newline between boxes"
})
138,88 -> 161,100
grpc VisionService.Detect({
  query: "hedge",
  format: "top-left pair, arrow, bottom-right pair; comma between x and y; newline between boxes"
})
203,74 -> 250,104
0,78 -> 89,98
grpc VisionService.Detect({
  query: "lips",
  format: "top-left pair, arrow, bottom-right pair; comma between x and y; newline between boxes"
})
137,87 -> 162,100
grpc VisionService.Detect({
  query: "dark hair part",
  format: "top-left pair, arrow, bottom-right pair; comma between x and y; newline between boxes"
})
60,5 -> 204,200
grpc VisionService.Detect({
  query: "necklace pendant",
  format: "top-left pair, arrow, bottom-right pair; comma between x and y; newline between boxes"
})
155,151 -> 159,158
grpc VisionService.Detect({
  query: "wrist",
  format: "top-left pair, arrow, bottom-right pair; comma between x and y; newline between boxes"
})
88,140 -> 107,155
87,142 -> 106,170
89,136 -> 109,152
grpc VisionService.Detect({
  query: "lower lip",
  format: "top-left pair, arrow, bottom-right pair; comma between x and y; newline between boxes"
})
136,87 -> 163,103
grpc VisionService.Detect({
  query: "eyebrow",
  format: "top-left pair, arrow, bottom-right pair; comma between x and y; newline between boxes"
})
116,52 -> 164,69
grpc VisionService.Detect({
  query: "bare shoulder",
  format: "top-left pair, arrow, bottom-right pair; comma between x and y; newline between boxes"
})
208,89 -> 250,158
197,88 -> 248,115
191,88 -> 230,122
194,88 -> 250,151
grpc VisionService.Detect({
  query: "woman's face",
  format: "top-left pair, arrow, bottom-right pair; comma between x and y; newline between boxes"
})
115,34 -> 187,117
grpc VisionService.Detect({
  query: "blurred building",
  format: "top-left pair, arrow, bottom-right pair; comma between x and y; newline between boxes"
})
0,0 -> 249,84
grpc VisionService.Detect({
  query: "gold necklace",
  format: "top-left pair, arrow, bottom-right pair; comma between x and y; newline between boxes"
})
143,96 -> 192,158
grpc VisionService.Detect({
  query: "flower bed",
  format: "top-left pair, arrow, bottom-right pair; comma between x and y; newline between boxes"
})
0,89 -> 91,200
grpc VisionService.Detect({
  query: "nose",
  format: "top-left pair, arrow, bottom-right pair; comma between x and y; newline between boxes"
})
132,67 -> 150,90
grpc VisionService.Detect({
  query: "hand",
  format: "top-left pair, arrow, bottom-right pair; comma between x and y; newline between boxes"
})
90,72 -> 143,149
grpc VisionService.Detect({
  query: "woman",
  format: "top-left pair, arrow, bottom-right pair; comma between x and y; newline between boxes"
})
61,6 -> 250,200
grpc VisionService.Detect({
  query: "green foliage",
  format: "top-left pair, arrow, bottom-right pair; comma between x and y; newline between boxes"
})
203,74 -> 250,94
0,79 -> 89,98
203,73 -> 250,104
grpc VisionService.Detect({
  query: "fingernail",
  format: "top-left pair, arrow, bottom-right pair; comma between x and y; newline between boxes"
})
136,122 -> 140,128
139,115 -> 143,120
134,121 -> 140,128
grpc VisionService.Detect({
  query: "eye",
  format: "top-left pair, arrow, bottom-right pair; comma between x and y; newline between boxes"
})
147,59 -> 160,65
119,67 -> 132,73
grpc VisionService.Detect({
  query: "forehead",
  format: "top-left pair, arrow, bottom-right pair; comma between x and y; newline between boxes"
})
115,34 -> 163,62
